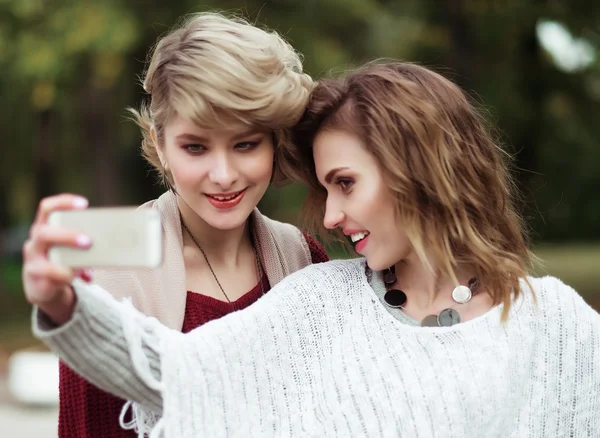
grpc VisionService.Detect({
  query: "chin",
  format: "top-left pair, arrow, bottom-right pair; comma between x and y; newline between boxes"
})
364,258 -> 386,272
364,252 -> 400,272
204,211 -> 250,230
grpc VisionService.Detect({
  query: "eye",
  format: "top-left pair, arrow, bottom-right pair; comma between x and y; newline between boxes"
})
335,177 -> 354,192
183,144 -> 206,154
235,141 -> 260,151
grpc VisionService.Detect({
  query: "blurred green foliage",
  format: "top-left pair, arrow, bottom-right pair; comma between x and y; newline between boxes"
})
0,0 -> 598,242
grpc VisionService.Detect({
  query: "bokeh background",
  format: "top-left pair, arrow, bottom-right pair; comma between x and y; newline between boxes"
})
1,0 -> 599,435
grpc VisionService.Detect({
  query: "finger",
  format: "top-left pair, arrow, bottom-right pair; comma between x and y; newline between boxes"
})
33,194 -> 88,227
22,239 -> 36,260
27,224 -> 92,258
74,268 -> 94,283
24,259 -> 74,285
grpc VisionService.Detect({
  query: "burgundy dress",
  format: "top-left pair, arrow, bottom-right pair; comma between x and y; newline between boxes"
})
57,234 -> 329,437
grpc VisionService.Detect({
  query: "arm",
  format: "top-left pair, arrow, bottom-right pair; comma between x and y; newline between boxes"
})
32,279 -> 165,414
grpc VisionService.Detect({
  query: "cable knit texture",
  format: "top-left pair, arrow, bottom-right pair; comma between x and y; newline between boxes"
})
56,188 -> 327,438
36,259 -> 600,437
57,235 -> 327,438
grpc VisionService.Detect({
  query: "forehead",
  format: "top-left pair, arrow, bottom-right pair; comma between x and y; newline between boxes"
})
165,113 -> 262,138
313,129 -> 373,177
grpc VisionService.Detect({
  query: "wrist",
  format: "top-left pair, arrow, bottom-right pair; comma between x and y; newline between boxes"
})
40,286 -> 77,326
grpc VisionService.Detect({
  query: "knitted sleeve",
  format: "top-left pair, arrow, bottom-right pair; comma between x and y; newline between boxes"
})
302,232 -> 329,264
32,281 -> 165,415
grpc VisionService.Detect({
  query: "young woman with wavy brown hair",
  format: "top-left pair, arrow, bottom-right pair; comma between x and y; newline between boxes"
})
24,61 -> 599,437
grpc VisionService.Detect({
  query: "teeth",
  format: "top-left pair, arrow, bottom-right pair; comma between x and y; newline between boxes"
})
350,231 -> 369,243
211,192 -> 240,201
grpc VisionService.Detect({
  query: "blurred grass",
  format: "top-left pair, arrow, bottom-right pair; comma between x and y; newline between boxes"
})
0,260 -> 36,356
532,244 -> 600,301
0,243 -> 598,356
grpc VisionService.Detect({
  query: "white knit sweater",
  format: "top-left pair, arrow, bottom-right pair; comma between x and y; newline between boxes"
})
34,259 -> 600,437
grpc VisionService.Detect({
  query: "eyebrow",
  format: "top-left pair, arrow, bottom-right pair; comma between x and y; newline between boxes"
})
175,133 -> 209,143
175,130 -> 262,143
231,130 -> 262,141
324,167 -> 349,185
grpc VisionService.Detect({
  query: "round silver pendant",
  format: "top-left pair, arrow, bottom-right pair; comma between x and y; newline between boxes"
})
437,308 -> 461,326
451,285 -> 472,304
421,314 -> 439,327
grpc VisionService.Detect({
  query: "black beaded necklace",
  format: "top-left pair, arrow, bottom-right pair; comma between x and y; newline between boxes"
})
180,216 -> 264,304
383,265 -> 479,327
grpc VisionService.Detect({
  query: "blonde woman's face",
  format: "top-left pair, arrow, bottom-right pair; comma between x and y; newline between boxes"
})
161,115 -> 274,230
313,129 -> 411,271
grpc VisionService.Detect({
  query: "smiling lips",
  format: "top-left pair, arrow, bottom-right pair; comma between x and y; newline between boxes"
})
205,189 -> 247,209
347,230 -> 370,253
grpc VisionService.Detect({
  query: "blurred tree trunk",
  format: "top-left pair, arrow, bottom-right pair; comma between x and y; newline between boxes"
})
80,85 -> 120,206
0,186 -> 7,295
514,26 -> 545,190
33,110 -> 59,205
444,0 -> 476,90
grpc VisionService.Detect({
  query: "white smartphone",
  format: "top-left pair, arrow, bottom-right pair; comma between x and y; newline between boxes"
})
48,207 -> 163,268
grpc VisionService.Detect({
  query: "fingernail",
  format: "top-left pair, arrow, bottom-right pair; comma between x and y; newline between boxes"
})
73,198 -> 88,209
83,268 -> 94,277
76,235 -> 92,247
80,269 -> 94,283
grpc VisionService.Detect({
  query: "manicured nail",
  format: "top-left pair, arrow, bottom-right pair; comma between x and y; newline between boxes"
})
76,235 -> 92,247
80,269 -> 94,283
73,198 -> 88,209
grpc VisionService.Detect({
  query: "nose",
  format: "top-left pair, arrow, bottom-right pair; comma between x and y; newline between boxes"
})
323,196 -> 345,230
209,152 -> 238,189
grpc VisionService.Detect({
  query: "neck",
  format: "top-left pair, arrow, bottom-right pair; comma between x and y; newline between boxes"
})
392,253 -> 475,311
177,196 -> 252,266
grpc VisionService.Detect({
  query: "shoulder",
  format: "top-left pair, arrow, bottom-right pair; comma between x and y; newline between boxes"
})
523,275 -> 600,333
525,276 -> 593,311
135,190 -> 177,210
255,213 -> 304,242
523,276 -> 600,408
254,211 -> 327,266
272,258 -> 366,295
136,191 -> 177,216
137,198 -> 158,209
253,214 -> 329,264
301,232 -> 329,263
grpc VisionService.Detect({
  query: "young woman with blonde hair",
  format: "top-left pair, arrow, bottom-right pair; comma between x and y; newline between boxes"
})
25,61 -> 599,437
36,12 -> 327,437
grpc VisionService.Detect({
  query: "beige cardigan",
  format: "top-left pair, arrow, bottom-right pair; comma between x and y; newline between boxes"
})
93,190 -> 312,330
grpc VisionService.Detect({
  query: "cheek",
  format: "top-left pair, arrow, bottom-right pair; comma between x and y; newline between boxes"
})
365,186 -> 399,239
241,150 -> 274,183
360,183 -> 393,219
170,158 -> 210,184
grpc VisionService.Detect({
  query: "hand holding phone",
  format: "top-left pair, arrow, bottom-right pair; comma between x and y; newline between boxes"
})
23,195 -> 164,325
48,207 -> 163,268
22,194 -> 92,325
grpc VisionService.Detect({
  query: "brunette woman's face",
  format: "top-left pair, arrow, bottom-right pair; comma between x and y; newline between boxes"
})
313,128 -> 411,270
158,114 -> 274,230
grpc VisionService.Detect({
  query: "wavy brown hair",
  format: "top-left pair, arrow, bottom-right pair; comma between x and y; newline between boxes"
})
291,61 -> 533,319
